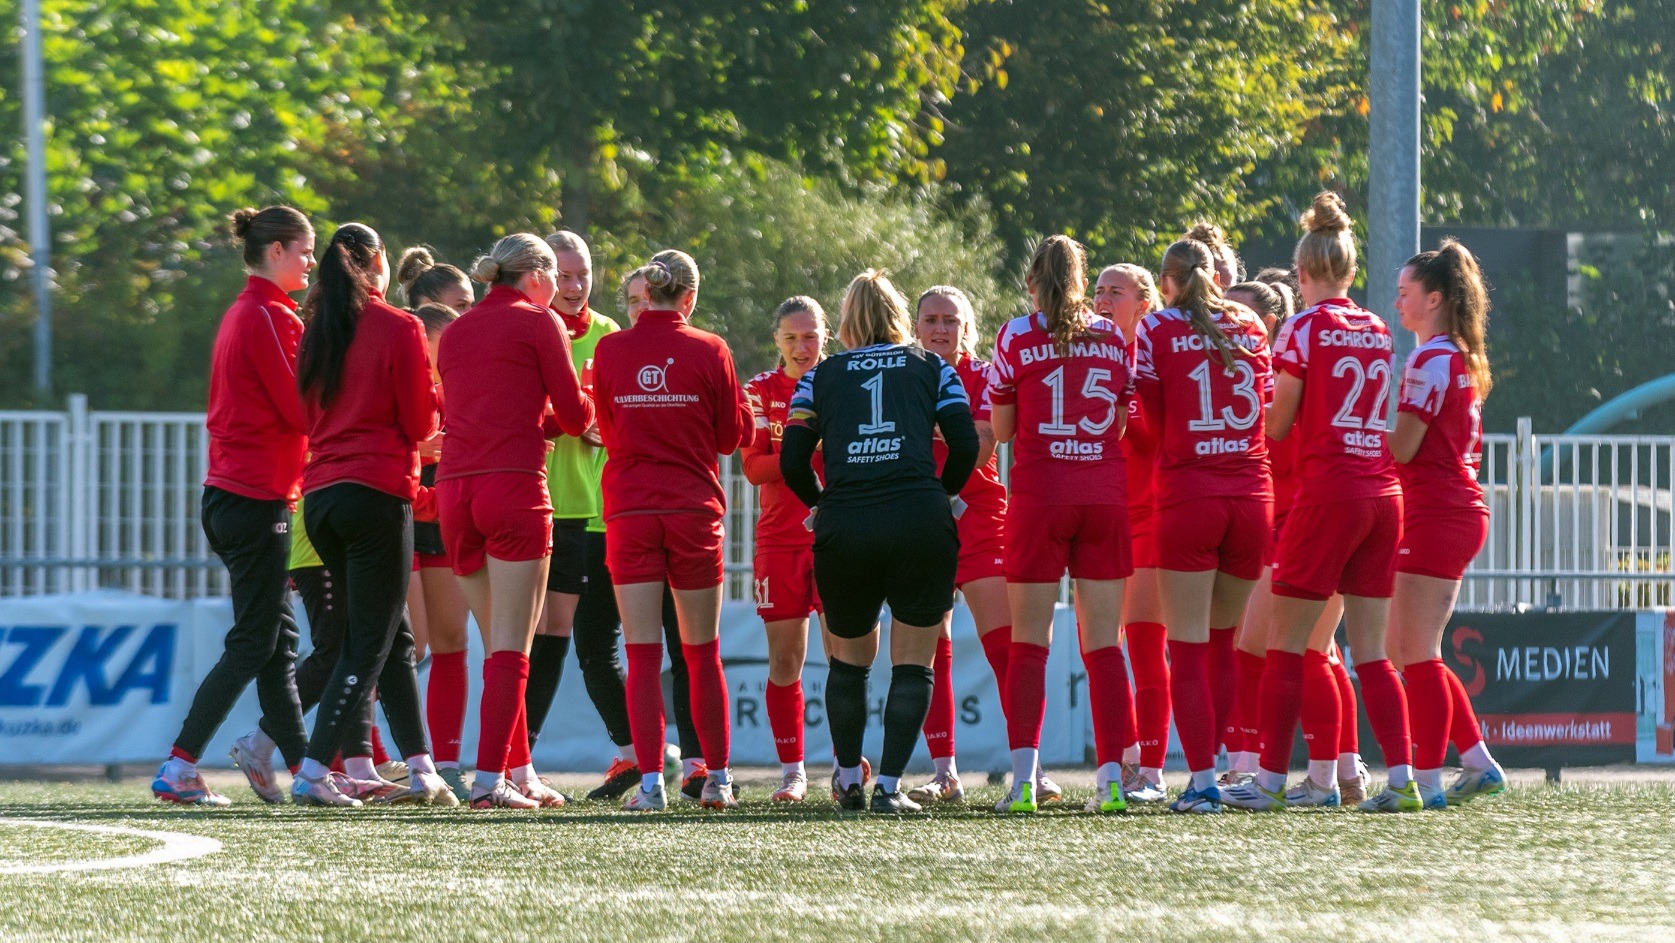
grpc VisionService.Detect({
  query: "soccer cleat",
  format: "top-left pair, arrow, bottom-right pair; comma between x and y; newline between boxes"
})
829,757 -> 873,802
1339,759 -> 1371,806
376,760 -> 411,785
770,771 -> 808,803
906,771 -> 965,804
1418,781 -> 1448,811
1283,777 -> 1342,808
437,767 -> 470,803
997,780 -> 1038,814
470,778 -> 540,810
1217,770 -> 1256,791
1036,773 -> 1064,803
679,762 -> 709,802
1356,780 -> 1424,813
624,782 -> 668,812
152,764 -> 232,808
1220,780 -> 1286,812
1084,781 -> 1129,814
1168,783 -> 1224,814
292,772 -> 362,808
407,771 -> 461,807
227,733 -> 282,804
516,776 -> 568,808
870,786 -> 922,814
1122,767 -> 1168,804
586,757 -> 641,801
700,775 -> 738,810
839,783 -> 867,812
1445,763 -> 1507,806
332,773 -> 407,804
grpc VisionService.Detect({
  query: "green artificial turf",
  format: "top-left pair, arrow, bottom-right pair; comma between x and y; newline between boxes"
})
0,780 -> 1671,942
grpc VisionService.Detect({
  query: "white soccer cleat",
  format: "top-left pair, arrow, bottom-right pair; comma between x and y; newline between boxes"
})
292,772 -> 362,808
1445,763 -> 1507,806
1220,780 -> 1286,812
1356,781 -> 1424,813
470,778 -> 540,810
376,760 -> 411,785
409,771 -> 461,807
228,732 -> 282,804
907,772 -> 965,804
1123,766 -> 1168,804
770,771 -> 808,803
624,782 -> 668,812
1339,759 -> 1371,806
1283,777 -> 1342,808
515,776 -> 568,808
700,775 -> 739,810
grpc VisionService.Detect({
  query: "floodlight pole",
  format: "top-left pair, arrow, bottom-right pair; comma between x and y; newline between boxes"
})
22,0 -> 52,396
1369,0 -> 1421,373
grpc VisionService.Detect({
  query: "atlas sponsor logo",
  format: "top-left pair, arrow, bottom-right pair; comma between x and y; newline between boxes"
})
1341,430 -> 1383,450
847,436 -> 902,463
1050,439 -> 1103,459
1195,437 -> 1250,456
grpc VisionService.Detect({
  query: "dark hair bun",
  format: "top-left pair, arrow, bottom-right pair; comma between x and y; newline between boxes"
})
644,260 -> 673,289
230,208 -> 259,240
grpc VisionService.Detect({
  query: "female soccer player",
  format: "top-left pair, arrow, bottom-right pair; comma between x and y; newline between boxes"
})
1223,192 -> 1417,813
594,250 -> 754,811
904,285 -> 1007,804
1390,240 -> 1506,805
780,270 -> 978,813
154,206 -> 315,808
743,296 -> 831,802
398,247 -> 474,313
437,233 -> 594,809
1134,241 -> 1274,814
291,222 -> 453,807
1095,262 -> 1169,804
989,235 -> 1136,814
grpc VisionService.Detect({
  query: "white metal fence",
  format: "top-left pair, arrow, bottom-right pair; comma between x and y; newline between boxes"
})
2,401 -> 1670,609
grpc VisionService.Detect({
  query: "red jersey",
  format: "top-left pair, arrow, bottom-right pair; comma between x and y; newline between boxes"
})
1134,306 -> 1273,508
435,284 -> 594,481
203,276 -> 309,505
1121,340 -> 1158,524
1397,335 -> 1485,512
594,309 -> 754,519
988,312 -> 1132,505
301,292 -> 439,500
1271,298 -> 1400,505
743,366 -> 823,551
934,353 -> 1007,521
1268,432 -> 1299,519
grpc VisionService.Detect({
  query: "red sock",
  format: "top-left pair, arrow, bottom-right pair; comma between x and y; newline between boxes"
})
683,639 -> 730,771
1403,659 -> 1452,769
1257,650 -> 1306,775
1125,621 -> 1170,768
765,679 -> 805,765
625,643 -> 667,777
169,746 -> 198,764
922,636 -> 956,759
1234,649 -> 1265,752
1444,666 -> 1485,750
330,752 -> 345,774
1083,645 -> 1135,767
369,720 -> 390,766
1167,639 -> 1216,773
1331,655 -> 1359,754
507,699 -> 531,771
475,651 -> 528,776
979,626 -> 1012,717
1356,659 -> 1413,770
1208,626 -> 1237,751
1299,650 -> 1341,761
1005,642 -> 1050,750
426,651 -> 468,764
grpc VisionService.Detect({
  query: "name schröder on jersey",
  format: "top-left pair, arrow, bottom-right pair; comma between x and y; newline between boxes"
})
846,435 -> 903,464
1049,438 -> 1104,460
1317,329 -> 1393,351
1015,339 -> 1125,367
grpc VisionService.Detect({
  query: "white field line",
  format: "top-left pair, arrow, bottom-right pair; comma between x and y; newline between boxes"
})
0,818 -> 221,875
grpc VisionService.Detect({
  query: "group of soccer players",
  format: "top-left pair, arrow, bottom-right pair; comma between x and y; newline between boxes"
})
150,189 -> 1507,815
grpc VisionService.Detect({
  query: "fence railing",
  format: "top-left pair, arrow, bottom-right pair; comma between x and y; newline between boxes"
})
2,400 -> 1670,610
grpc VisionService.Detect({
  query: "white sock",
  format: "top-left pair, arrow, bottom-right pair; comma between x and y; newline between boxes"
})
1189,768 -> 1217,791
839,765 -> 863,789
1337,752 -> 1362,781
933,755 -> 956,777
163,756 -> 195,780
1307,759 -> 1336,788
437,760 -> 461,770
1140,766 -> 1164,787
1388,763 -> 1414,789
344,756 -> 377,780
1416,768 -> 1444,790
252,729 -> 277,762
615,743 -> 634,761
782,761 -> 805,778
1256,768 -> 1287,794
474,772 -> 505,794
681,758 -> 703,779
511,763 -> 538,785
878,775 -> 901,794
1009,748 -> 1039,792
1096,761 -> 1122,790
298,758 -> 330,781
406,754 -> 437,777
1122,744 -> 1141,765
640,771 -> 664,793
1462,742 -> 1495,769
708,767 -> 732,787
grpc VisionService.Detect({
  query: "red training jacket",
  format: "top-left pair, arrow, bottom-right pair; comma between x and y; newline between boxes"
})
204,276 -> 310,506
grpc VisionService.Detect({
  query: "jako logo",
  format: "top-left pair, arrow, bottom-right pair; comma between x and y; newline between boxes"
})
638,360 -> 674,392
0,624 -> 175,707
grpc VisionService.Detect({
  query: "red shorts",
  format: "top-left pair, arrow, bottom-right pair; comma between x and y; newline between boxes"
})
1156,496 -> 1271,581
1398,505 -> 1488,581
607,512 -> 725,591
438,472 -> 552,577
1273,494 -> 1403,601
754,547 -> 822,622
1004,502 -> 1132,583
416,552 -> 451,571
956,508 -> 1006,587
1129,506 -> 1159,571
1268,508 -> 1291,568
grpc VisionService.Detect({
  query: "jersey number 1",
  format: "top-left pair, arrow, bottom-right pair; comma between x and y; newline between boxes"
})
858,372 -> 897,436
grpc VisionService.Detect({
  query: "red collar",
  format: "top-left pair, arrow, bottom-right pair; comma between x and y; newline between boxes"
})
558,305 -> 591,338
1320,297 -> 1355,308
482,283 -> 538,308
243,275 -> 299,312
638,309 -> 687,326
